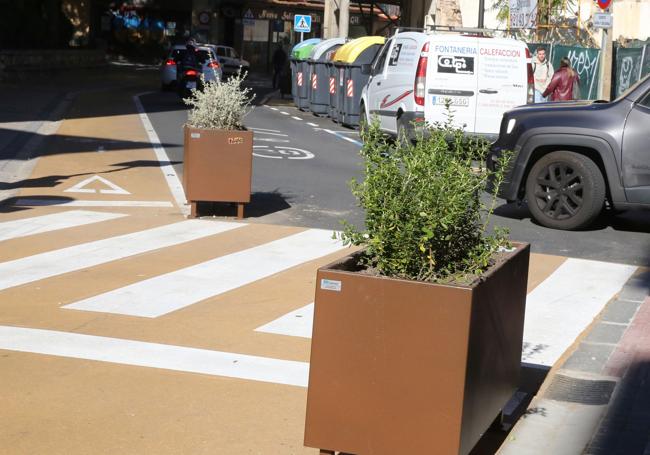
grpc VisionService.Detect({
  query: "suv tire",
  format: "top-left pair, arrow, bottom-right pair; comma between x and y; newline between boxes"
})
525,151 -> 605,230
359,103 -> 368,134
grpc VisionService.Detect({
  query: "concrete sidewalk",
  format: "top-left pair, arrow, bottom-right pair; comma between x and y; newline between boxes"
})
499,270 -> 650,455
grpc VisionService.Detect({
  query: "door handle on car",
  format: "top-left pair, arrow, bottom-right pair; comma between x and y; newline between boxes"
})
479,89 -> 498,94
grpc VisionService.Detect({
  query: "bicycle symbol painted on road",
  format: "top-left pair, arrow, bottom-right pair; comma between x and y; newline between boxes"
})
253,145 -> 315,160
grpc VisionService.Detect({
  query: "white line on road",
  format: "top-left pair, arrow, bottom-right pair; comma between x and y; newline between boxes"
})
522,258 -> 637,367
14,199 -> 174,208
134,93 -> 188,216
0,220 -> 245,292
253,138 -> 290,143
323,128 -> 363,146
291,116 -> 302,121
0,211 -> 127,242
280,112 -> 290,116
250,131 -> 288,137
248,127 -> 282,133
255,303 -> 314,339
0,326 -> 308,387
307,122 -> 318,127
65,229 -> 344,318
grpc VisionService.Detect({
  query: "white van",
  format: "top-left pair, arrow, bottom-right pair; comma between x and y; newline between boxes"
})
360,30 -> 533,140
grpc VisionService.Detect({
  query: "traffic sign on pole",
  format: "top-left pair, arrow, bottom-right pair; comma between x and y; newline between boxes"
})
597,0 -> 612,10
294,15 -> 312,33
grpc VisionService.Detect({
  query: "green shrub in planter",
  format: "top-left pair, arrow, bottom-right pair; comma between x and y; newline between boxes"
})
339,117 -> 512,284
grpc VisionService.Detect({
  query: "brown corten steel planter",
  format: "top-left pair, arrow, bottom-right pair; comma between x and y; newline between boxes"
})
304,243 -> 530,455
183,126 -> 253,219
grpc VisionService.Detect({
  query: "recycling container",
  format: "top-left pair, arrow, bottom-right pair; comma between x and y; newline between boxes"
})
307,38 -> 346,116
333,36 -> 385,127
327,55 -> 341,121
290,38 -> 321,110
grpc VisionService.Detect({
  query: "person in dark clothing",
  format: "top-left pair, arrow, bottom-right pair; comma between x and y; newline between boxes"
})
272,45 -> 287,89
179,41 -> 199,75
542,57 -> 581,102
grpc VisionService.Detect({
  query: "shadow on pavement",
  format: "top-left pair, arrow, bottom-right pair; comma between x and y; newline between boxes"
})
0,195 -> 76,213
193,191 -> 292,219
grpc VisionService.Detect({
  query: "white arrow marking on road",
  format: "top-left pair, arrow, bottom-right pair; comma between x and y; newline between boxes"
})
64,229 -> 344,318
64,175 -> 130,195
0,326 -> 309,387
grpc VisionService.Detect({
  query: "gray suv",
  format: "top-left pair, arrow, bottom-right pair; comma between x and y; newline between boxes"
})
487,75 -> 650,230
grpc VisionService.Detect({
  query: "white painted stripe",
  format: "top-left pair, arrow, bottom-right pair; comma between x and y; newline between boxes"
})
248,127 -> 281,133
65,229 -> 344,318
0,211 -> 127,242
14,199 -> 174,208
133,93 -> 188,216
254,138 -> 290,143
255,303 -> 314,339
291,116 -> 302,121
0,220 -> 244,291
250,131 -> 288,137
0,326 -> 308,387
323,128 -> 363,146
280,111 -> 290,116
307,122 -> 318,127
522,258 -> 636,367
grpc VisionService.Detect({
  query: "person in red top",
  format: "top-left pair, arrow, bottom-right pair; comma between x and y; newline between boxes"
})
542,57 -> 581,101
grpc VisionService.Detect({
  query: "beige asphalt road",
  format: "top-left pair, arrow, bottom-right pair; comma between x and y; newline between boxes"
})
0,85 -> 631,454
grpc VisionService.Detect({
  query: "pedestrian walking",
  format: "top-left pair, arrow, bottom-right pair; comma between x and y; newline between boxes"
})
532,46 -> 554,102
542,57 -> 581,102
272,45 -> 287,89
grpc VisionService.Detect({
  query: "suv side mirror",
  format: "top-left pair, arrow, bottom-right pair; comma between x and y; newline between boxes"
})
360,64 -> 372,75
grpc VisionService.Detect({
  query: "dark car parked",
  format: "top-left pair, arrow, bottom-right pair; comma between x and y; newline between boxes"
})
487,74 -> 650,230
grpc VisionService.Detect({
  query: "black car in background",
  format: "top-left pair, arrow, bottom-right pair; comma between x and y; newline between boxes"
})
488,75 -> 650,230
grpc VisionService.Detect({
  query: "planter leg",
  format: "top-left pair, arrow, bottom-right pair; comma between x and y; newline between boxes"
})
190,202 -> 198,218
237,203 -> 244,219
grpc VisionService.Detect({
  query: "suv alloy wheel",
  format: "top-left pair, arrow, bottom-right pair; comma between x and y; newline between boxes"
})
525,151 -> 606,230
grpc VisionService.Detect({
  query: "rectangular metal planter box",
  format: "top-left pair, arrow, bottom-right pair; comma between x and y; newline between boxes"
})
183,127 -> 253,218
304,243 -> 530,455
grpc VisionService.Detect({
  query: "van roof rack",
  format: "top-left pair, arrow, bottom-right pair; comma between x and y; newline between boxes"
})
424,25 -> 504,36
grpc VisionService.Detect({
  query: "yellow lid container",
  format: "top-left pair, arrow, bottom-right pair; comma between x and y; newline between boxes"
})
332,36 -> 385,63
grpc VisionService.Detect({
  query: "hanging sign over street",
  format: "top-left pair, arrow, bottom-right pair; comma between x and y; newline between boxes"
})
294,15 -> 312,33
509,0 -> 538,29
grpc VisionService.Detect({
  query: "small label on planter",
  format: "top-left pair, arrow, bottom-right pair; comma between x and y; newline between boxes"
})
320,279 -> 342,292
191,133 -> 201,139
228,137 -> 244,145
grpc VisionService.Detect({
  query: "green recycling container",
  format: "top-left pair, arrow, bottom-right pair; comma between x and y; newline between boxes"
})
290,38 -> 321,110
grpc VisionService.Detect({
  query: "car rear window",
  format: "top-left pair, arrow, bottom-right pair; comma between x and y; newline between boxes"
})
170,49 -> 213,64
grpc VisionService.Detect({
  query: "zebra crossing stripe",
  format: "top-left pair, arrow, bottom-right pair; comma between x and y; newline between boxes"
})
0,220 -> 245,291
255,303 -> 314,339
0,210 -> 127,242
64,229 -> 345,318
0,326 -> 309,387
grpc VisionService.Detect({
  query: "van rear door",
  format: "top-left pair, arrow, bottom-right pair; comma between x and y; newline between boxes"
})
474,39 -> 528,135
425,36 -> 479,132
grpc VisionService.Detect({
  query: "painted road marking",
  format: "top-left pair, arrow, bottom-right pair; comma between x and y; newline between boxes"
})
249,130 -> 288,137
280,112 -> 290,116
323,128 -> 363,146
134,93 -> 188,216
64,175 -> 130,195
253,146 -> 314,160
255,303 -> 314,339
0,220 -> 245,292
307,122 -> 318,127
0,211 -> 127,242
253,138 -> 290,143
521,258 -> 636,367
14,199 -> 174,208
291,116 -> 302,121
248,127 -> 282,133
65,229 -> 344,318
0,326 -> 308,388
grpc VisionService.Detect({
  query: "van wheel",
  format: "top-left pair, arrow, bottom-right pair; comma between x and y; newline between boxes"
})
525,151 -> 605,230
359,104 -> 368,134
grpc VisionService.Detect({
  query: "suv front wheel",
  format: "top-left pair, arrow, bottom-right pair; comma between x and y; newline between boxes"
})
525,151 -> 605,230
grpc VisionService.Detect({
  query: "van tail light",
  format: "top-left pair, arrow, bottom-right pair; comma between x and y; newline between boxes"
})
525,48 -> 535,104
208,61 -> 220,69
165,59 -> 176,66
414,42 -> 430,107
185,69 -> 198,77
